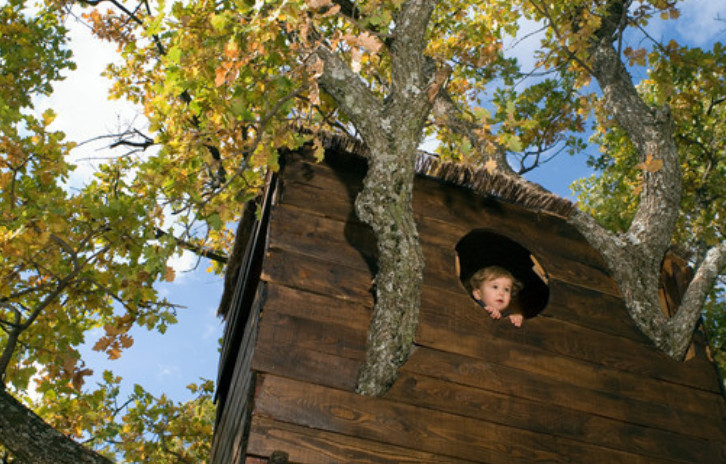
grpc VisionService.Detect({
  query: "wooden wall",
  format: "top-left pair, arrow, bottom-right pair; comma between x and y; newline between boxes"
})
214,148 -> 726,464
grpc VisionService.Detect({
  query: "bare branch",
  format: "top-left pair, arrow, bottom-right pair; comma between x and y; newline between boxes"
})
154,228 -> 228,264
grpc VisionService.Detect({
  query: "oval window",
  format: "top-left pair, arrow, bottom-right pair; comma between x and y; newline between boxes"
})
456,230 -> 550,319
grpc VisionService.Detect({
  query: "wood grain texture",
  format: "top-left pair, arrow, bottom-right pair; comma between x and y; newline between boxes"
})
253,374 -> 690,464
247,416 -> 480,464
252,283 -> 726,440
260,244 -> 721,392
386,371 -> 726,462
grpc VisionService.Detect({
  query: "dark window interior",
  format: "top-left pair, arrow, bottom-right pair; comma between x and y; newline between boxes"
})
456,230 -> 550,319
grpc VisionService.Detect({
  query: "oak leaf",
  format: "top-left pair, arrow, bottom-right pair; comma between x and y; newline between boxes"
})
164,265 -> 176,282
357,31 -> 383,53
72,368 -> 94,391
635,154 -> 663,173
119,333 -> 134,349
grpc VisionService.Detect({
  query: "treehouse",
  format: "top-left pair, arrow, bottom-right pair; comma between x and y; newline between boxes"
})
209,135 -> 726,463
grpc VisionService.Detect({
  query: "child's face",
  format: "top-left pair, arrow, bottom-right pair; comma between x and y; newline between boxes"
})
473,277 -> 513,312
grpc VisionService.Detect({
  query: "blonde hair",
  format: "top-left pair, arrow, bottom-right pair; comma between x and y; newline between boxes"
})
469,265 -> 523,295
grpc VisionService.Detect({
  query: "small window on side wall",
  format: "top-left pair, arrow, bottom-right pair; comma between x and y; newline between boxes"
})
456,230 -> 550,320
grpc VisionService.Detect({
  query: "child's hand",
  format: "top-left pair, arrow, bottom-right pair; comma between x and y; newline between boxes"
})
508,314 -> 523,327
484,306 -> 502,319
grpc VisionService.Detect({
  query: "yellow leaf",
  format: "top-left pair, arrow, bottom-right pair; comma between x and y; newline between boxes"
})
313,138 -> 325,161
42,109 -> 57,127
484,158 -> 497,174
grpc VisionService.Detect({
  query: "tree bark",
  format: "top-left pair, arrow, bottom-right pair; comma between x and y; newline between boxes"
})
565,0 -> 726,359
0,388 -> 113,464
316,0 -> 436,395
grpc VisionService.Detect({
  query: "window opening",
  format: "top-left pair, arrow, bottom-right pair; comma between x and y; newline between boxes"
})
456,230 -> 550,319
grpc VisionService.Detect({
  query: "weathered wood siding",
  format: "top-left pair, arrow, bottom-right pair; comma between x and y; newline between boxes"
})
216,148 -> 726,464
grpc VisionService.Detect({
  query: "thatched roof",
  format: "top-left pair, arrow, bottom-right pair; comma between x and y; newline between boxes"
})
321,133 -> 576,218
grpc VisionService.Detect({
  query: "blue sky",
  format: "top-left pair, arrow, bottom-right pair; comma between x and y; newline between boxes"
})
41,0 -> 725,403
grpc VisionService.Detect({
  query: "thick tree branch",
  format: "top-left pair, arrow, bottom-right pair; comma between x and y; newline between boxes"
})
314,0 -> 438,396
315,46 -> 384,144
667,241 -> 726,357
561,0 -> 699,358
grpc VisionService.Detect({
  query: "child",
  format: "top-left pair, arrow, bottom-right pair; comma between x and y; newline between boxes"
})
469,265 -> 524,327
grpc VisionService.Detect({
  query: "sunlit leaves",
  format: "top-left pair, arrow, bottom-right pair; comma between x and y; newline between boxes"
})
29,372 -> 215,463
0,0 -> 74,119
576,39 -> 726,249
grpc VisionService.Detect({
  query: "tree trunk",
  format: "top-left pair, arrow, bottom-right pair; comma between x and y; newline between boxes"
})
0,388 -> 113,464
316,0 -> 436,395
353,140 -> 425,396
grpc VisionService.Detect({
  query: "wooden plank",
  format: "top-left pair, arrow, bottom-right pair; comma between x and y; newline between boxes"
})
261,280 -> 722,415
266,206 -> 627,335
263,284 -> 372,332
252,285 -> 726,441
267,203 -> 377,273
386,371 -> 726,462
256,311 -> 367,361
268,201 -> 620,299
251,340 -> 360,392
253,374 -> 678,464
212,284 -> 265,464
247,416 -> 479,464
251,336 -> 725,443
261,246 -> 374,303
261,247 -> 721,393
280,159 -> 609,271
403,347 -> 726,443
544,279 -> 648,342
244,458 -> 269,464
418,284 -> 722,395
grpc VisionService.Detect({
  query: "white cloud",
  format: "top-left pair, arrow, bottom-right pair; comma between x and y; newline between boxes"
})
168,250 -> 203,281
503,17 -> 546,75
39,12 -> 146,187
155,364 -> 181,382
676,0 -> 725,46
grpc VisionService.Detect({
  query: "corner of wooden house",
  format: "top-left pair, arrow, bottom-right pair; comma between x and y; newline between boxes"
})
209,135 -> 726,464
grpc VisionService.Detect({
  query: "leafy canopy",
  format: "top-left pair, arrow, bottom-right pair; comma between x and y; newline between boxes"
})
1,0 -> 214,460
3,0 -> 726,460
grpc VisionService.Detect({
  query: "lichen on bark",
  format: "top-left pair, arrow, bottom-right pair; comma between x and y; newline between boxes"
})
315,0 -> 437,395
